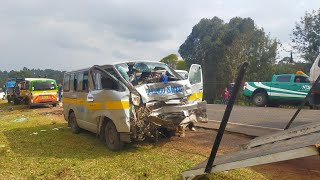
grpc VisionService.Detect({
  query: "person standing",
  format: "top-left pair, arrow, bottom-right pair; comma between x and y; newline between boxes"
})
223,88 -> 230,104
58,83 -> 63,102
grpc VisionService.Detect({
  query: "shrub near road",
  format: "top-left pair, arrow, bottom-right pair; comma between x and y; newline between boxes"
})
0,100 -> 265,179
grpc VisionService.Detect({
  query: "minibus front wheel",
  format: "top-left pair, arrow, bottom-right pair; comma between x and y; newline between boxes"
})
69,112 -> 80,134
105,121 -> 123,151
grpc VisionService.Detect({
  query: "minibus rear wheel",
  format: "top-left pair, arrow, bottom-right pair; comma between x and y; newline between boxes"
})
105,121 -> 123,151
69,112 -> 80,134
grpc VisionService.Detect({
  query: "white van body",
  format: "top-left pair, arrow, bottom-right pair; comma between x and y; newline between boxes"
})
62,61 -> 207,150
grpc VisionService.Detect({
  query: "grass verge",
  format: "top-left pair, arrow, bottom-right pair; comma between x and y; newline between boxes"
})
0,100 -> 266,179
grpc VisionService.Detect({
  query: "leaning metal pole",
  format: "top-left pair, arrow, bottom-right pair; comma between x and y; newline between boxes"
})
204,62 -> 249,173
284,74 -> 320,130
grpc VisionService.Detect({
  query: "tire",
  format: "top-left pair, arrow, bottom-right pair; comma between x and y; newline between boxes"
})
7,96 -> 12,103
252,92 -> 267,107
69,112 -> 80,134
13,98 -> 20,105
104,121 -> 123,151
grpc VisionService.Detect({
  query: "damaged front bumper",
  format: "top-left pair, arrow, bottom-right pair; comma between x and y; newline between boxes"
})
149,101 -> 208,126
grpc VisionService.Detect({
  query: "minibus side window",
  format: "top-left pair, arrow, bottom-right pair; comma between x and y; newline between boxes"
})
76,71 -> 89,92
83,72 -> 89,91
63,74 -> 71,92
92,70 -> 118,90
74,73 -> 78,91
77,73 -> 83,91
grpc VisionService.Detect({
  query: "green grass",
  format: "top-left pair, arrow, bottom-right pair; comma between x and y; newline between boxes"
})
0,100 -> 267,179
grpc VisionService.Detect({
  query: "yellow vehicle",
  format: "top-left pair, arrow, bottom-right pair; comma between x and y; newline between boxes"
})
63,61 -> 207,150
13,78 -> 59,107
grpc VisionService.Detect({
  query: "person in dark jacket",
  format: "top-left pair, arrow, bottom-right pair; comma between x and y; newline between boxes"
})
58,83 -> 63,102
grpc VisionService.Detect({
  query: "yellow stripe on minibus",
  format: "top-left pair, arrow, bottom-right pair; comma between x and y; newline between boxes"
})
62,98 -> 77,104
105,101 -> 130,110
86,102 -> 102,110
63,97 -> 129,110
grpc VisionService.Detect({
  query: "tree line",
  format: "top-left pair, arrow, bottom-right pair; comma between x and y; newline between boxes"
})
0,68 -> 65,89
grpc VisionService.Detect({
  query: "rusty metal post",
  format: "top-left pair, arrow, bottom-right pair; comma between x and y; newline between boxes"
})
204,62 -> 248,173
284,74 -> 320,130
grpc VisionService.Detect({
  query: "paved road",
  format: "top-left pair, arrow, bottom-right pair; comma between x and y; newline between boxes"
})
206,104 -> 318,129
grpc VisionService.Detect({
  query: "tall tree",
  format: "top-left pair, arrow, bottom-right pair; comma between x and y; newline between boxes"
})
176,60 -> 187,70
179,17 -> 278,103
160,54 -> 179,68
292,9 -> 320,63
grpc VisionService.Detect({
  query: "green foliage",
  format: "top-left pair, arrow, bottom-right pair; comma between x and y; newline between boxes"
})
292,9 -> 320,63
271,63 -> 311,77
160,54 -> 179,68
176,60 -> 187,70
0,67 -> 65,88
179,17 -> 279,103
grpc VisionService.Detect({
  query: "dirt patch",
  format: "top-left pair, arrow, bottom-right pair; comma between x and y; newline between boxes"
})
38,108 -> 64,116
162,128 -> 251,157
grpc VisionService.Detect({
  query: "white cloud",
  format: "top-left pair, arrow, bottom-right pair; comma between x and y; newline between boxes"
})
0,0 -> 319,71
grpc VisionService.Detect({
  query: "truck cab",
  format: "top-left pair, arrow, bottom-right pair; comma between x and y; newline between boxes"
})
243,73 -> 310,107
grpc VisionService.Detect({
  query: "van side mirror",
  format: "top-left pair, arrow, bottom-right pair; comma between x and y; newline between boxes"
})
87,92 -> 94,102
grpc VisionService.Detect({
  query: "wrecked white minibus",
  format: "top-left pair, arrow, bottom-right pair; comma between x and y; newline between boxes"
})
62,61 -> 207,150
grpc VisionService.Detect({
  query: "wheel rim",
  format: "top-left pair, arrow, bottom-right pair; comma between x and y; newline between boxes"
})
255,95 -> 263,104
70,115 -> 76,129
106,126 -> 116,145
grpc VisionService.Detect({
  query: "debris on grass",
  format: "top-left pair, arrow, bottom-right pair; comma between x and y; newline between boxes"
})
32,132 -> 38,135
40,130 -> 47,132
14,118 -> 27,122
52,128 -> 59,131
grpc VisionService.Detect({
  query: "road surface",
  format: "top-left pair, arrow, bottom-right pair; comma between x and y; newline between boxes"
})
206,104 -> 318,129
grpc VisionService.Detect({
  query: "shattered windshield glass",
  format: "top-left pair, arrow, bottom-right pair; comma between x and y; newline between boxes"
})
114,62 -> 182,86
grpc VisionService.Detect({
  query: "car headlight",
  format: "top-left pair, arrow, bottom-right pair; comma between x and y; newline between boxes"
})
131,93 -> 141,106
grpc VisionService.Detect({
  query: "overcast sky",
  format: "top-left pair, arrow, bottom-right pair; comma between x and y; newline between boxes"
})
0,0 -> 319,71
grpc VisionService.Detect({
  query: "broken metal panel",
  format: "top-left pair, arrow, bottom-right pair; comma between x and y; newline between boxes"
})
135,81 -> 190,103
182,146 -> 319,180
150,103 -> 198,116
242,121 -> 320,150
181,127 -> 320,179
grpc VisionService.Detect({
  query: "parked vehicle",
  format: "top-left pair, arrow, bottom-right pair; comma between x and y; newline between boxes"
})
0,88 -> 5,100
5,77 -> 23,103
62,61 -> 207,150
309,54 -> 320,106
243,73 -> 310,107
13,78 -> 59,107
